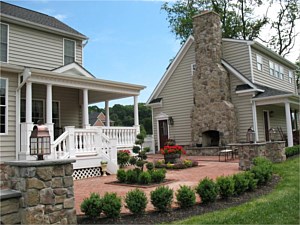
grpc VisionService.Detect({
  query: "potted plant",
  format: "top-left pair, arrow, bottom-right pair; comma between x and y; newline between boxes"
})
101,161 -> 108,176
160,145 -> 186,164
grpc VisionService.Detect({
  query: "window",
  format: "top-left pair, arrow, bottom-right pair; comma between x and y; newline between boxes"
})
279,66 -> 284,80
21,99 -> 44,124
0,78 -> 8,134
269,61 -> 274,76
288,70 -> 293,83
64,39 -> 75,65
191,63 -> 196,76
256,54 -> 263,71
274,63 -> 279,78
0,23 -> 8,62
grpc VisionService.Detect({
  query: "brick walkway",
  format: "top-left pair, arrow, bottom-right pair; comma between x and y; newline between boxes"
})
74,155 -> 240,215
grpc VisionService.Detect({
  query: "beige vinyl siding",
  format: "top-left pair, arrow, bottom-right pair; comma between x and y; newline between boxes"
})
21,85 -> 81,129
154,43 -> 195,146
230,75 -> 253,142
8,23 -> 83,70
256,105 -> 287,142
0,72 -> 18,162
222,41 -> 252,80
251,48 -> 295,93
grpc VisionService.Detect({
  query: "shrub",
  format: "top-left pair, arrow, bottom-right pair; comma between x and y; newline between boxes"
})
80,192 -> 102,219
117,150 -> 130,167
183,159 -> 193,167
125,189 -> 148,215
154,160 -> 166,168
116,169 -> 126,183
129,156 -> 137,165
126,169 -> 139,184
101,192 -> 122,219
172,162 -> 187,169
150,169 -> 166,183
217,175 -> 235,199
138,171 -> 152,185
251,157 -> 273,185
166,162 -> 174,169
233,173 -> 249,195
176,185 -> 196,208
195,177 -> 218,204
285,145 -> 300,157
150,186 -> 173,212
244,171 -> 258,191
136,160 -> 146,168
143,147 -> 151,152
146,162 -> 154,171
132,145 -> 141,154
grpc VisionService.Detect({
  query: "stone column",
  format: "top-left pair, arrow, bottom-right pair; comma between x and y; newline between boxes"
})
5,159 -> 77,224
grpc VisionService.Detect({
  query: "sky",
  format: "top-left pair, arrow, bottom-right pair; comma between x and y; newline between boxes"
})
4,0 -> 300,107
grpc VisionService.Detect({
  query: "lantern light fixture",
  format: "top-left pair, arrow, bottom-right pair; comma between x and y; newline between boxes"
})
269,128 -> 277,142
30,124 -> 51,160
246,126 -> 255,143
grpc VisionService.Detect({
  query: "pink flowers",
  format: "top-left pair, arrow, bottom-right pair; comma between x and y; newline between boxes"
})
119,150 -> 131,155
160,145 -> 186,155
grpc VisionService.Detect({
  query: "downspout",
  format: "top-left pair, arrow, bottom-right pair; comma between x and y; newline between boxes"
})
15,68 -> 31,160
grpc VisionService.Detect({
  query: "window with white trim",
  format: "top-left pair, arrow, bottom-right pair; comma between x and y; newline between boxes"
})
269,61 -> 274,76
0,78 -> 8,134
256,54 -> 263,71
21,99 -> 44,124
0,23 -> 8,62
288,70 -> 293,83
279,66 -> 284,80
64,39 -> 75,65
191,63 -> 196,76
274,63 -> 279,78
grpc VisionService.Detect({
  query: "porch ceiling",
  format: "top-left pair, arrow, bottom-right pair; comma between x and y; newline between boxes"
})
253,94 -> 300,109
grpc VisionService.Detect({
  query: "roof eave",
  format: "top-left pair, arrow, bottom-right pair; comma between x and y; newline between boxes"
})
0,13 -> 88,40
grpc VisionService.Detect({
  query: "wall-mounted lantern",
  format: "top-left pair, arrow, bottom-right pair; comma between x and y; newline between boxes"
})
168,116 -> 174,126
269,128 -> 277,142
30,124 -> 51,160
246,127 -> 255,143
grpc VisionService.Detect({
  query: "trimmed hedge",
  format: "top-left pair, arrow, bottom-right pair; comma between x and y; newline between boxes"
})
125,189 -> 148,214
195,177 -> 218,204
285,145 -> 300,157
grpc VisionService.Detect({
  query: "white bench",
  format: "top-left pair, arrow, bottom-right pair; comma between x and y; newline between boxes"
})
219,149 -> 233,162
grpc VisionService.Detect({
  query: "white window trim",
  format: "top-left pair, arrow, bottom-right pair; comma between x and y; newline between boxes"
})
0,77 -> 8,135
269,60 -> 274,76
256,54 -> 263,71
274,63 -> 280,78
21,98 -> 45,124
279,66 -> 284,80
191,63 -> 196,76
0,22 -> 9,63
52,100 -> 61,128
63,38 -> 76,65
288,70 -> 293,83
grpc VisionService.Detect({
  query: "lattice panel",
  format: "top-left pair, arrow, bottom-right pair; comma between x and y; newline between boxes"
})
73,167 -> 102,180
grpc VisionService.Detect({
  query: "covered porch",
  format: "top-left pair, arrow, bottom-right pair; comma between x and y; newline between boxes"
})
15,63 -> 145,173
252,93 -> 300,147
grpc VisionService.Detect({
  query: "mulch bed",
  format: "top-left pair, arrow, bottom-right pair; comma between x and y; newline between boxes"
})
105,179 -> 177,188
77,175 -> 280,224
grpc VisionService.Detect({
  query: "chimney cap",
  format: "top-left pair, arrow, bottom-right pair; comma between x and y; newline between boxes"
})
192,10 -> 220,19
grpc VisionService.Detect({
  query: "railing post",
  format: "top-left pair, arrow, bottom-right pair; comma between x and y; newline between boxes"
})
110,138 -> 118,165
96,127 -> 102,155
65,126 -> 75,158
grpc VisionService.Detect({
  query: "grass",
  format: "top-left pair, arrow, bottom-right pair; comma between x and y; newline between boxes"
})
171,156 -> 300,224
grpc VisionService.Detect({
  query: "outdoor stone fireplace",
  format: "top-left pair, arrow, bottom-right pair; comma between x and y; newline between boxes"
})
191,11 -> 237,146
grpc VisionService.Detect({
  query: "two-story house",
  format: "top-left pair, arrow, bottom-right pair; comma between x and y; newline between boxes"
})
0,1 -> 145,176
147,11 -> 299,150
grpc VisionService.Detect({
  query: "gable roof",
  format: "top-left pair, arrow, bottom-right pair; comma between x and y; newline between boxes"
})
52,62 -> 95,78
0,1 -> 87,40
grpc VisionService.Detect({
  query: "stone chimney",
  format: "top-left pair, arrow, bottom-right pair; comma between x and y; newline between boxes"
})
191,11 -> 237,147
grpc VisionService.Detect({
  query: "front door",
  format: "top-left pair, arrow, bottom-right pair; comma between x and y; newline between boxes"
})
264,111 -> 270,141
158,119 -> 168,149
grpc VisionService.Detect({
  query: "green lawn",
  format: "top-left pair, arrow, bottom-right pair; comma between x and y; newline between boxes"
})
171,156 -> 300,224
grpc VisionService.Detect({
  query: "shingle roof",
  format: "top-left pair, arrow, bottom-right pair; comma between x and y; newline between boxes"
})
149,98 -> 162,104
0,1 -> 86,39
235,84 -> 253,91
254,85 -> 292,98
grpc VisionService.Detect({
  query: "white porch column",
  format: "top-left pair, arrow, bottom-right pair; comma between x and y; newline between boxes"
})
105,100 -> 110,127
26,82 -> 32,123
133,95 -> 140,133
285,101 -> 293,147
46,84 -> 54,143
252,100 -> 258,142
83,89 -> 89,128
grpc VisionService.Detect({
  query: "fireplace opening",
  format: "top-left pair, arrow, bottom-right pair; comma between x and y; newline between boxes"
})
202,130 -> 220,147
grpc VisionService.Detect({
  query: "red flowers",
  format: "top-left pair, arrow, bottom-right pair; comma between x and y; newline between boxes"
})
160,145 -> 186,155
119,150 -> 131,155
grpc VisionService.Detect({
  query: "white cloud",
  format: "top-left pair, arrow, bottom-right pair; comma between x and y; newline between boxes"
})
54,14 -> 67,21
40,8 -> 67,21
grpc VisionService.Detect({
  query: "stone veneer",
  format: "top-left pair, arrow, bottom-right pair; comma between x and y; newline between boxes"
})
191,11 -> 237,146
4,159 -> 77,224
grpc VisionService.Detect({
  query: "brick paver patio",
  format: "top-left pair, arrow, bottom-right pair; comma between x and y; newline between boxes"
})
74,154 -> 240,215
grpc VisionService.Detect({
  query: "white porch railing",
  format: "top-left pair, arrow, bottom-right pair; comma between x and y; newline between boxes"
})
102,127 -> 137,149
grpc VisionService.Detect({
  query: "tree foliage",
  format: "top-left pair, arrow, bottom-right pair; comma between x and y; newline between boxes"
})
89,103 -> 152,134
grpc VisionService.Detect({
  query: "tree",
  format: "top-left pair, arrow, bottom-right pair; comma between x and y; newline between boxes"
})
161,0 -> 267,44
263,0 -> 300,57
295,55 -> 300,89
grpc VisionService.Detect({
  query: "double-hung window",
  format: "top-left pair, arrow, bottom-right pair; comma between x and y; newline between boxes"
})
288,71 -> 293,83
0,78 -> 8,134
64,39 -> 75,65
279,66 -> 284,80
274,64 -> 280,78
256,54 -> 263,71
269,61 -> 274,76
0,23 -> 8,63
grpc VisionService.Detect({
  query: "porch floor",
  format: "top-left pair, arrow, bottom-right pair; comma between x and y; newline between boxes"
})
74,154 -> 240,215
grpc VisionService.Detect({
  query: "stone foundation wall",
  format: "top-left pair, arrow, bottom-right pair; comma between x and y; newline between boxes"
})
265,141 -> 286,163
0,164 -> 9,189
0,190 -> 22,224
5,159 -> 77,224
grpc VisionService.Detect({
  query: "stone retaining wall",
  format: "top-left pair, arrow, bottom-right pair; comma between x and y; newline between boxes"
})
0,190 -> 22,224
5,159 -> 77,224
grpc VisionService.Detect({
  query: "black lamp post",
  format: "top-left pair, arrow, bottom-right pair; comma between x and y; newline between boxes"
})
246,127 -> 255,143
30,124 -> 51,160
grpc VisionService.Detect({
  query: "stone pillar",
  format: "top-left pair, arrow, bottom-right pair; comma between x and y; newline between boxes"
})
236,143 -> 266,170
265,141 -> 286,162
191,11 -> 237,146
5,159 -> 77,224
